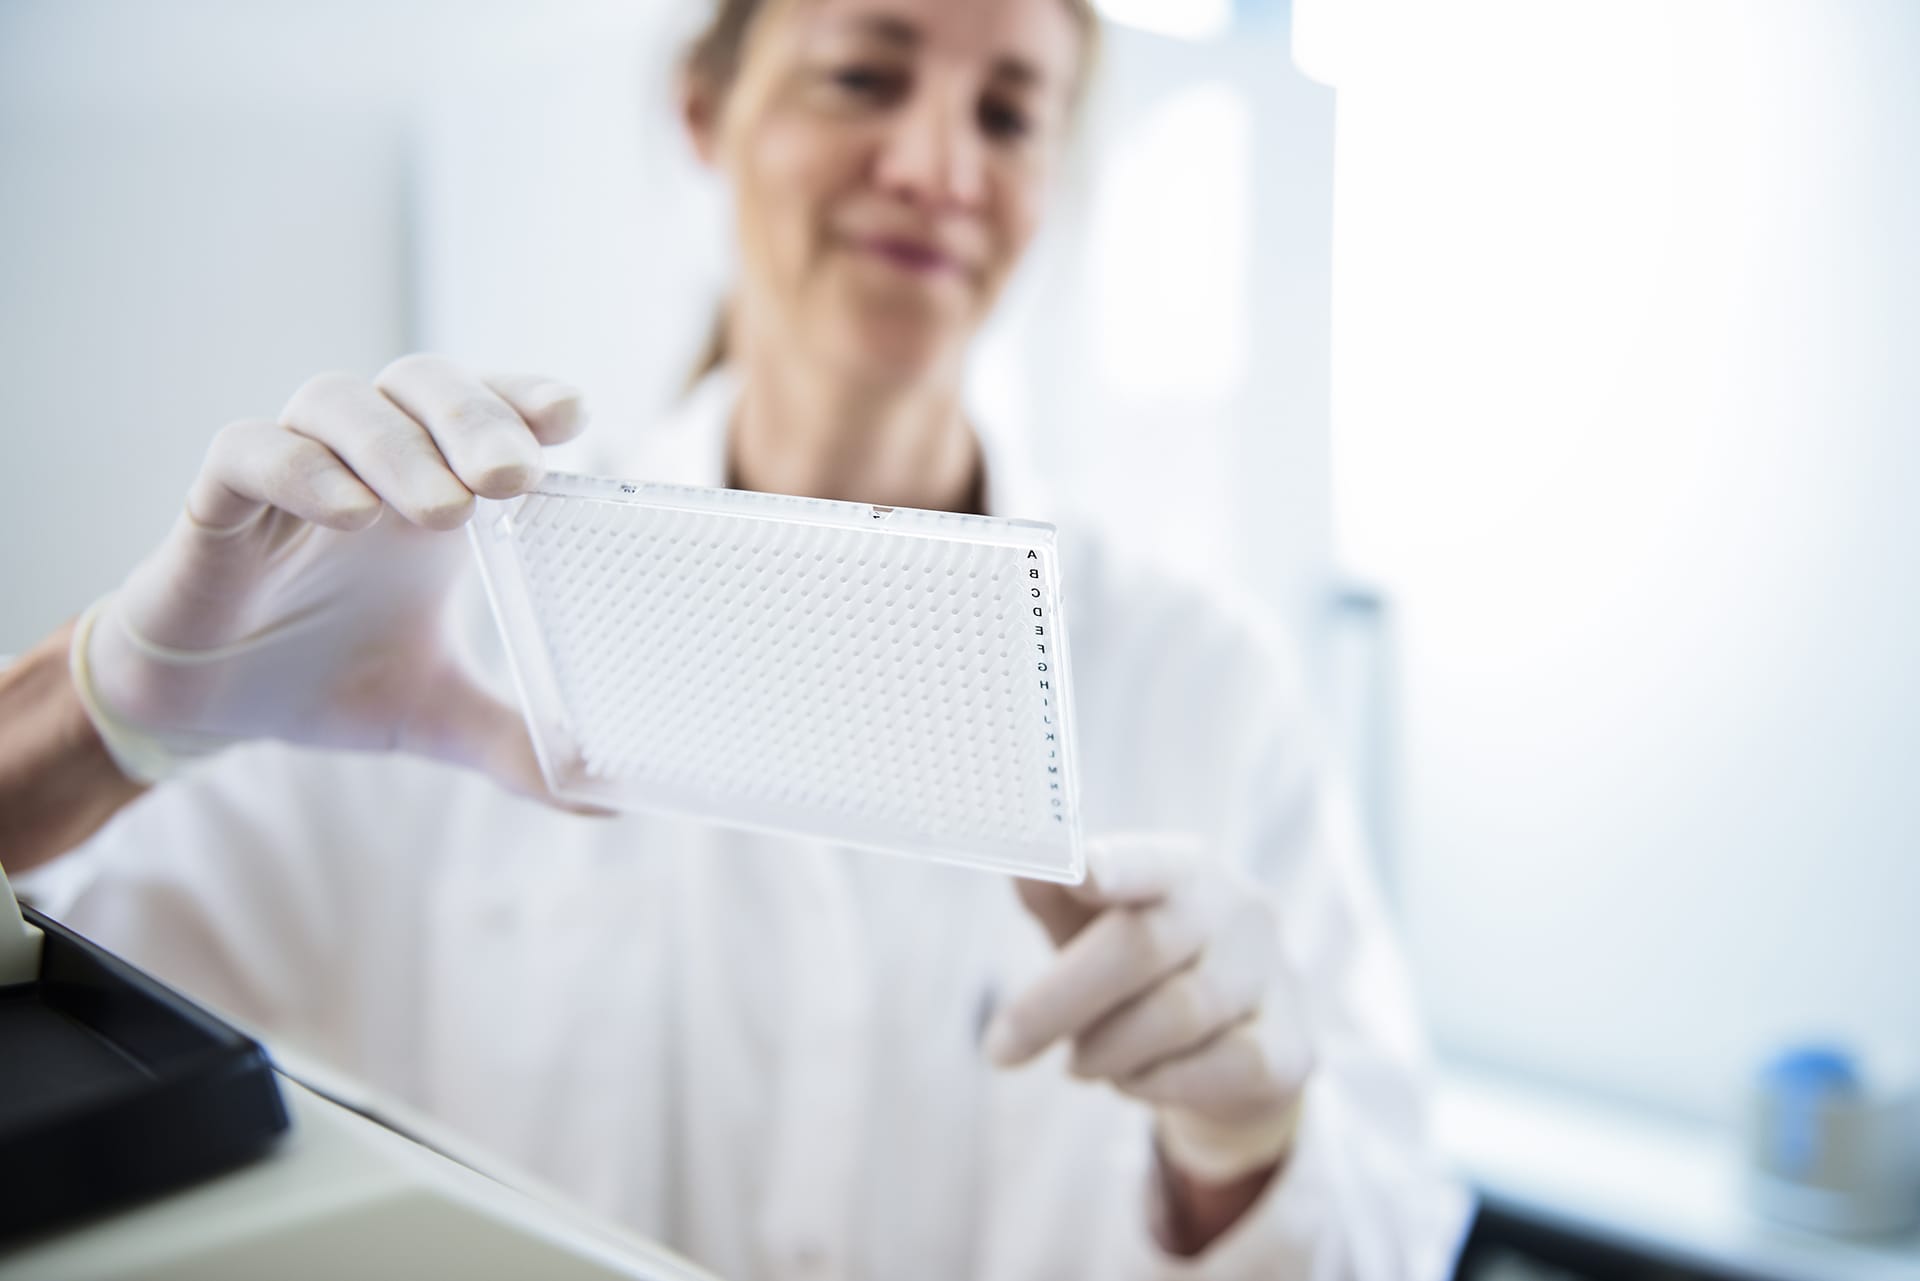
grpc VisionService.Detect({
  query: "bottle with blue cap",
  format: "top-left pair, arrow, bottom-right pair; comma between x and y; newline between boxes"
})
1745,1042 -> 1920,1235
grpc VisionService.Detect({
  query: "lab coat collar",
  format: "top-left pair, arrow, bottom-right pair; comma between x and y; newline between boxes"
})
585,366 -> 1058,525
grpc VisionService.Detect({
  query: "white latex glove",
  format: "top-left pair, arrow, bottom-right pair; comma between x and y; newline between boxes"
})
985,833 -> 1314,1183
71,355 -> 586,798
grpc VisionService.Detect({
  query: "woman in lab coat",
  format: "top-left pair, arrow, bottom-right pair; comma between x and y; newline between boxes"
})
1,0 -> 1468,1275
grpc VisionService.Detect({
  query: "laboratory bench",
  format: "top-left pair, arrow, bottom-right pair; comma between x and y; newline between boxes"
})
1440,1067 -> 1920,1281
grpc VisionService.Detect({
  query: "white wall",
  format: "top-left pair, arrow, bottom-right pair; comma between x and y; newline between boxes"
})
0,1 -> 424,654
0,0 -> 679,655
1328,0 -> 1920,1119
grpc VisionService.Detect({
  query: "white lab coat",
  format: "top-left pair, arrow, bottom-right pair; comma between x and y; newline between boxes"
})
25,371 -> 1470,1280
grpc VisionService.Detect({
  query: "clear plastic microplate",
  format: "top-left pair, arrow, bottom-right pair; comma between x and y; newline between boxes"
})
468,474 -> 1084,883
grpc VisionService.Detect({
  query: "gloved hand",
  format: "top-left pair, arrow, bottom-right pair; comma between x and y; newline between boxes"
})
985,833 -> 1314,1183
72,354 -> 586,799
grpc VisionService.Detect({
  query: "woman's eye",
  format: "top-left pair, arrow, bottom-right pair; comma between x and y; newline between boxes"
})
832,66 -> 902,99
979,100 -> 1031,142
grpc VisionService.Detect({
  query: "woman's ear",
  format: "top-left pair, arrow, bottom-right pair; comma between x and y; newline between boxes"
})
679,67 -> 723,168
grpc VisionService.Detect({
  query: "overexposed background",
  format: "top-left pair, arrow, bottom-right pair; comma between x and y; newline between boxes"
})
4,0 -> 1919,1269
1320,0 -> 1920,1119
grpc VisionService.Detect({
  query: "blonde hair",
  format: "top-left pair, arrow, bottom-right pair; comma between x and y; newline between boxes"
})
680,0 -> 1102,385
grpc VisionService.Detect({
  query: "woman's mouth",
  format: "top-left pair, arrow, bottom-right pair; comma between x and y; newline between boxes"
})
852,235 -> 962,276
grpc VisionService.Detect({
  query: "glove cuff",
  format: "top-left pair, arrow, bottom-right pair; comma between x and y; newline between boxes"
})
1156,1088 -> 1306,1185
69,597 -> 228,785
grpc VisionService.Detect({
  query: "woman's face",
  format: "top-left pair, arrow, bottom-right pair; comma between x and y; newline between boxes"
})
699,0 -> 1083,385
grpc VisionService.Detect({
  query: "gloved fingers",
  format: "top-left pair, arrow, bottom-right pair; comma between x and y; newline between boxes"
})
1116,1022 -> 1277,1118
396,657 -> 605,814
1116,1015 -> 1312,1120
374,354 -> 548,500
1074,831 -> 1205,905
1013,830 -> 1204,947
986,897 -> 1210,1067
188,418 -> 382,533
1013,875 -> 1098,948
281,371 -> 477,530
482,372 -> 591,447
1069,948 -> 1265,1083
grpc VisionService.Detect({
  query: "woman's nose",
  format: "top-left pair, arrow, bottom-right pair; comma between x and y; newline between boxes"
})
872,85 -> 986,213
